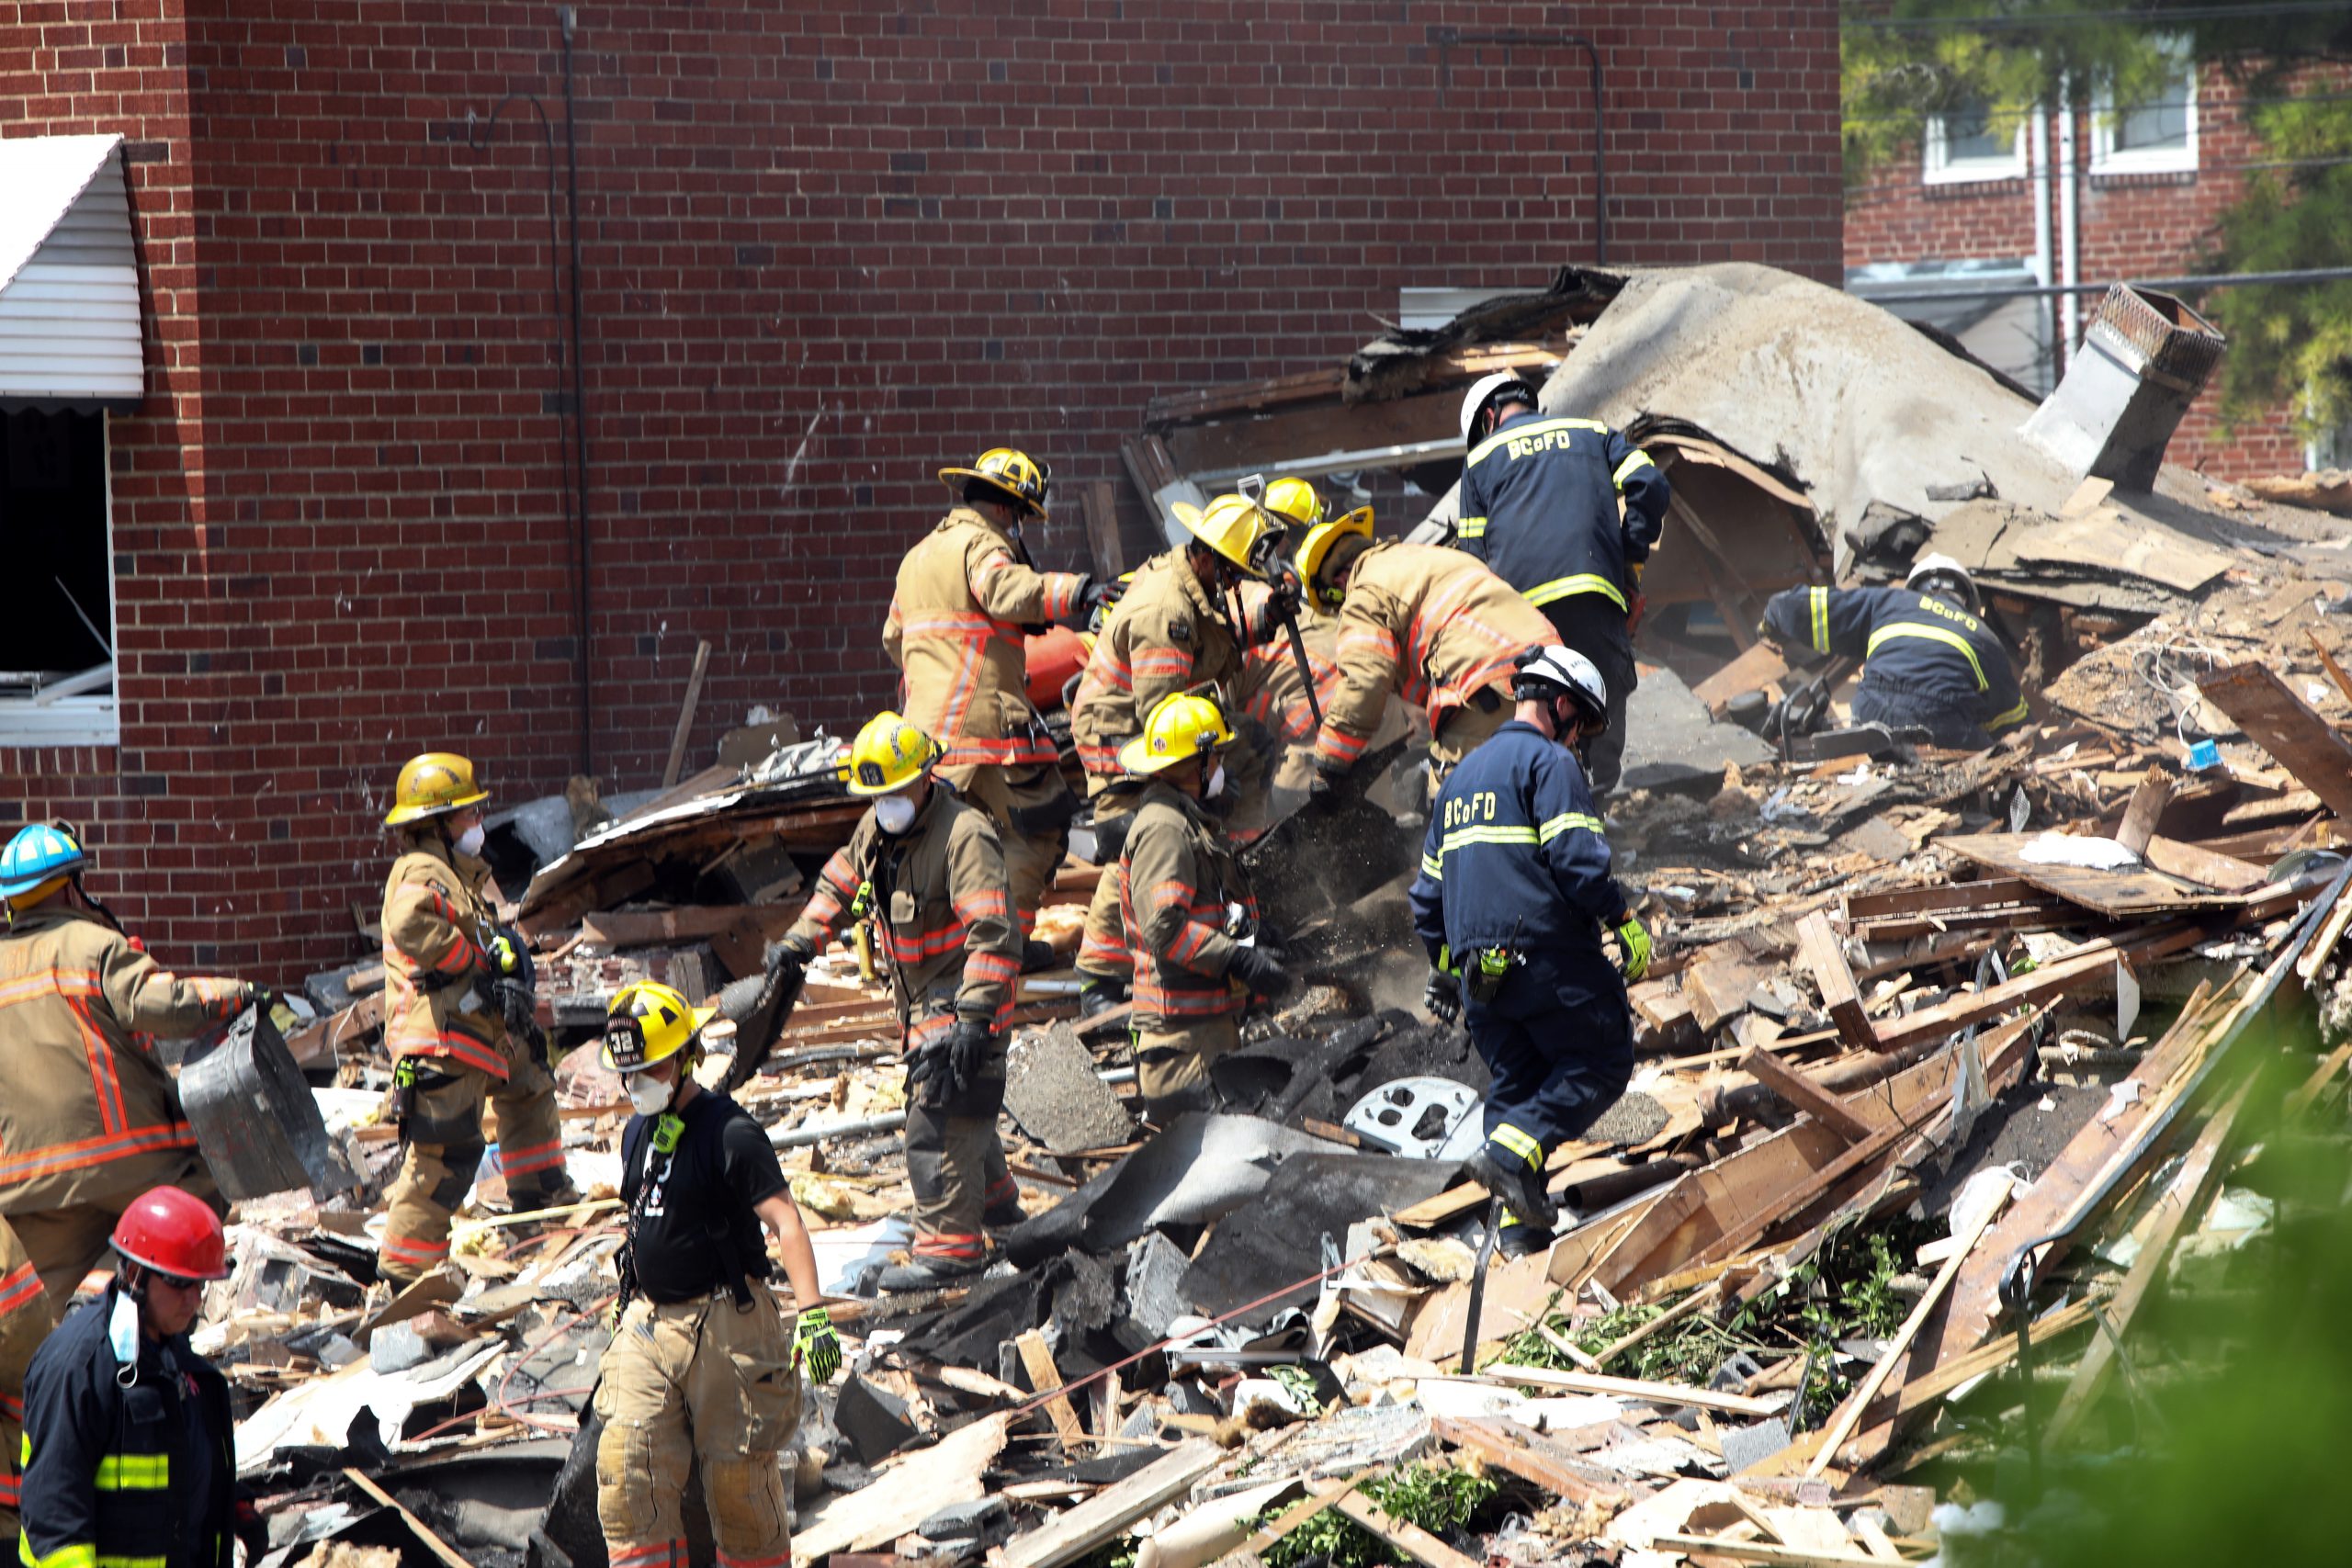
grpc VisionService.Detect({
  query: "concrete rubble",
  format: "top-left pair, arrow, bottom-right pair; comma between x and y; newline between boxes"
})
202,265 -> 2352,1568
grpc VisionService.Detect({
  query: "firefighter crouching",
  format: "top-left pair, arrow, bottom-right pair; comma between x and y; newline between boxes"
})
764,714 -> 1024,1291
17,1187 -> 244,1568
595,982 -> 839,1568
1407,648 -> 1651,1258
378,753 -> 574,1285
1757,557 -> 2030,750
1295,512 -> 1555,802
1118,691 -> 1295,1120
1069,484 -> 1308,1017
885,446 -> 1120,951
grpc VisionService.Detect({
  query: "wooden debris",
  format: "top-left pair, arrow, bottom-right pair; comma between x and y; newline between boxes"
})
1000,1439 -> 1221,1568
1016,1329 -> 1086,1448
2199,661 -> 2352,821
1793,912 -> 1876,1052
1483,1364 -> 1781,1417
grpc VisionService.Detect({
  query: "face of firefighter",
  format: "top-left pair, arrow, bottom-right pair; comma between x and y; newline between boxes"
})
447,805 -> 486,859
1187,541 -> 1243,596
136,1268 -> 207,1339
628,1053 -> 690,1117
875,773 -> 932,836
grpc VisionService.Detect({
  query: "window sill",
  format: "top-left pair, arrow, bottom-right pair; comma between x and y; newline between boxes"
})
2088,163 -> 2198,187
0,699 -> 119,747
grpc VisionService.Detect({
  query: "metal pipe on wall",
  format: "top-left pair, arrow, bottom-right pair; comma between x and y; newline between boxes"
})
560,6 -> 594,779
2057,83 -> 2081,372
2030,103 -> 2055,393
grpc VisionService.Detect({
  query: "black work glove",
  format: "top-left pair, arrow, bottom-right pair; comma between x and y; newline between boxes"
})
1248,571 -> 1304,647
496,978 -> 548,1060
948,1015 -> 992,1094
904,1037 -> 952,1110
764,932 -> 813,996
1422,969 -> 1461,1026
1226,945 -> 1296,1002
239,982 -> 277,1013
1074,575 -> 1124,626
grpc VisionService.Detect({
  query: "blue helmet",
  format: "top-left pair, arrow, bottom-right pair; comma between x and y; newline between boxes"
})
0,824 -> 86,901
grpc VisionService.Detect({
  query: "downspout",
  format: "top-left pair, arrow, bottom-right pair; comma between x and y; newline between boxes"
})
2057,81 -> 2081,373
2030,103 -> 2055,394
560,6 -> 594,779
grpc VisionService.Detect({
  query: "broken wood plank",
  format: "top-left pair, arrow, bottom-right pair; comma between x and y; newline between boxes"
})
2115,769 -> 2175,857
661,639 -> 714,790
1935,833 -> 2234,919
1806,1191 -> 2005,1475
1015,1330 -> 1086,1449
2199,660 -> 2352,821
1871,920 -> 2209,1055
1650,1536 -> 1889,1568
1080,479 -> 1126,581
1213,1479 -> 1359,1568
345,1469 -> 478,1568
1001,1438 -> 1222,1568
1331,1489 -> 1483,1568
582,902 -> 806,949
1691,639 -> 1790,717
1482,1364 -> 1779,1417
2141,834 -> 2270,894
1738,1048 -> 1880,1143
1427,1416 -> 1629,1507
1592,1280 -> 1722,1368
2044,1078 -> 2252,1447
1794,911 -> 1876,1051
794,1412 -> 1014,1562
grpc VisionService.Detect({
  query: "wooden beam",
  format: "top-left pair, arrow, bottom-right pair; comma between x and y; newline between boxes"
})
1738,1048 -> 1880,1143
1426,1416 -> 1628,1507
1794,912 -> 1876,1051
2141,835 -> 2270,893
2198,661 -> 2352,821
582,902 -> 806,949
1805,1192 -> 2004,1475
2044,1079 -> 2252,1447
661,638 -> 713,790
345,1469 -> 477,1568
1080,479 -> 1126,580
2115,768 -> 2175,857
1331,1489 -> 1483,1568
1015,1330 -> 1086,1449
1000,1439 -> 1222,1568
1481,1364 -> 1780,1417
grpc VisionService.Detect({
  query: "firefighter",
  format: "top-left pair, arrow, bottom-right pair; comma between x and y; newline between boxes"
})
1068,488 -> 1302,1016
594,981 -> 838,1568
17,1187 -> 240,1568
766,713 -> 1023,1290
1756,556 -> 2029,750
885,446 -> 1119,952
378,753 -> 574,1285
1406,647 -> 1650,1258
1294,511 -> 1555,800
1117,690 -> 1295,1119
0,822 -> 254,1319
1454,374 -> 1671,796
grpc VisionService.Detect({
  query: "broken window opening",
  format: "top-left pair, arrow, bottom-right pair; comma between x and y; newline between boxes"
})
0,408 -> 118,744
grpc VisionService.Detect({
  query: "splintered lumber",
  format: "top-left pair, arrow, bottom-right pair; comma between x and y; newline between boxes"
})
1870,921 -> 2208,1054
1794,912 -> 1876,1051
1804,1193 -> 2005,1476
1000,1439 -> 1221,1568
1651,1537 -> 1891,1568
1427,1416 -> 1629,1506
661,639 -> 714,790
2201,661 -> 2352,820
2115,769 -> 2175,857
1483,1364 -> 1780,1417
2044,1079 -> 2253,1447
1844,877 -> 2070,942
1738,1048 -> 1881,1143
1331,1489 -> 1483,1568
793,1412 -> 1013,1562
1016,1330 -> 1085,1448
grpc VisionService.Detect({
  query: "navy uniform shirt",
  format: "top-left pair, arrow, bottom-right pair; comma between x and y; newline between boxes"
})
1456,409 -> 1671,618
1761,585 -> 2028,741
1407,721 -> 1627,981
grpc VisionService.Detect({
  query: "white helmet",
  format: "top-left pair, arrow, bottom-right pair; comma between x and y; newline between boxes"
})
1511,644 -> 1608,725
1460,372 -> 1542,446
1906,552 -> 1979,612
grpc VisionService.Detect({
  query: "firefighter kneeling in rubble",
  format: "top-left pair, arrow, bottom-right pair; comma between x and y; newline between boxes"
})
765,714 -> 1024,1291
595,981 -> 838,1568
17,1187 -> 243,1568
378,753 -> 575,1285
1407,648 -> 1650,1258
1757,557 -> 2030,750
1118,689 -> 1295,1119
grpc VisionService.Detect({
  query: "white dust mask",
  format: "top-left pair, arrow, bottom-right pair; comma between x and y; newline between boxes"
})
628,1074 -> 673,1117
452,823 -> 487,858
875,794 -> 919,835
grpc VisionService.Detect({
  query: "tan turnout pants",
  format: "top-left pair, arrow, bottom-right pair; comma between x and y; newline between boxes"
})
381,1046 -> 567,1282
595,1288 -> 804,1568
1133,1015 -> 1242,1121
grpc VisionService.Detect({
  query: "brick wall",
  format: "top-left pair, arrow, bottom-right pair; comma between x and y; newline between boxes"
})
1846,63 -> 2326,479
0,0 -> 1844,975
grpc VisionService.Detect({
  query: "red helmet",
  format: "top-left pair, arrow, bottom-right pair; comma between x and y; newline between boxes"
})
111,1188 -> 230,1281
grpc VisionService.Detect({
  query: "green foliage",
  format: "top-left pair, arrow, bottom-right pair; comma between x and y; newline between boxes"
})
1252,1467 -> 1500,1568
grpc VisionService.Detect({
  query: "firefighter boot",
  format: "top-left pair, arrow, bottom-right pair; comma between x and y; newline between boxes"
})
1464,1143 -> 1559,1235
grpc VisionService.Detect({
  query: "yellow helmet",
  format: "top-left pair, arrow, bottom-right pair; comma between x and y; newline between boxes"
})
938,446 -> 1051,519
1116,689 -> 1237,775
1295,506 -> 1376,609
1170,493 -> 1277,578
1262,477 -> 1327,529
383,752 -> 489,827
842,711 -> 941,796
603,980 -> 716,1075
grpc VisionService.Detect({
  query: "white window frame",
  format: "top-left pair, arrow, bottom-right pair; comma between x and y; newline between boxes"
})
0,409 -> 119,747
2091,48 -> 2199,175
1923,107 -> 2029,185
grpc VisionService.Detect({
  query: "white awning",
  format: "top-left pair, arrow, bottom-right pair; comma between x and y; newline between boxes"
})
0,134 -> 142,410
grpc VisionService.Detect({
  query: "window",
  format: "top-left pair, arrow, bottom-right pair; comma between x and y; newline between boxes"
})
2093,44 -> 2199,174
1923,100 -> 2027,185
0,410 -> 117,745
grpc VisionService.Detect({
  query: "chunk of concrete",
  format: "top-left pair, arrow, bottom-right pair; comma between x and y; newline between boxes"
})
834,1373 -> 921,1467
1124,1231 -> 1194,1339
1003,1023 -> 1134,1155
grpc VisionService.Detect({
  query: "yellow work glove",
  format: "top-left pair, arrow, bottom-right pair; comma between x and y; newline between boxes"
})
1614,913 -> 1652,983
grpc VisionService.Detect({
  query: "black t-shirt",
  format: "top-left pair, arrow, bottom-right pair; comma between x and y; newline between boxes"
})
620,1089 -> 789,1303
